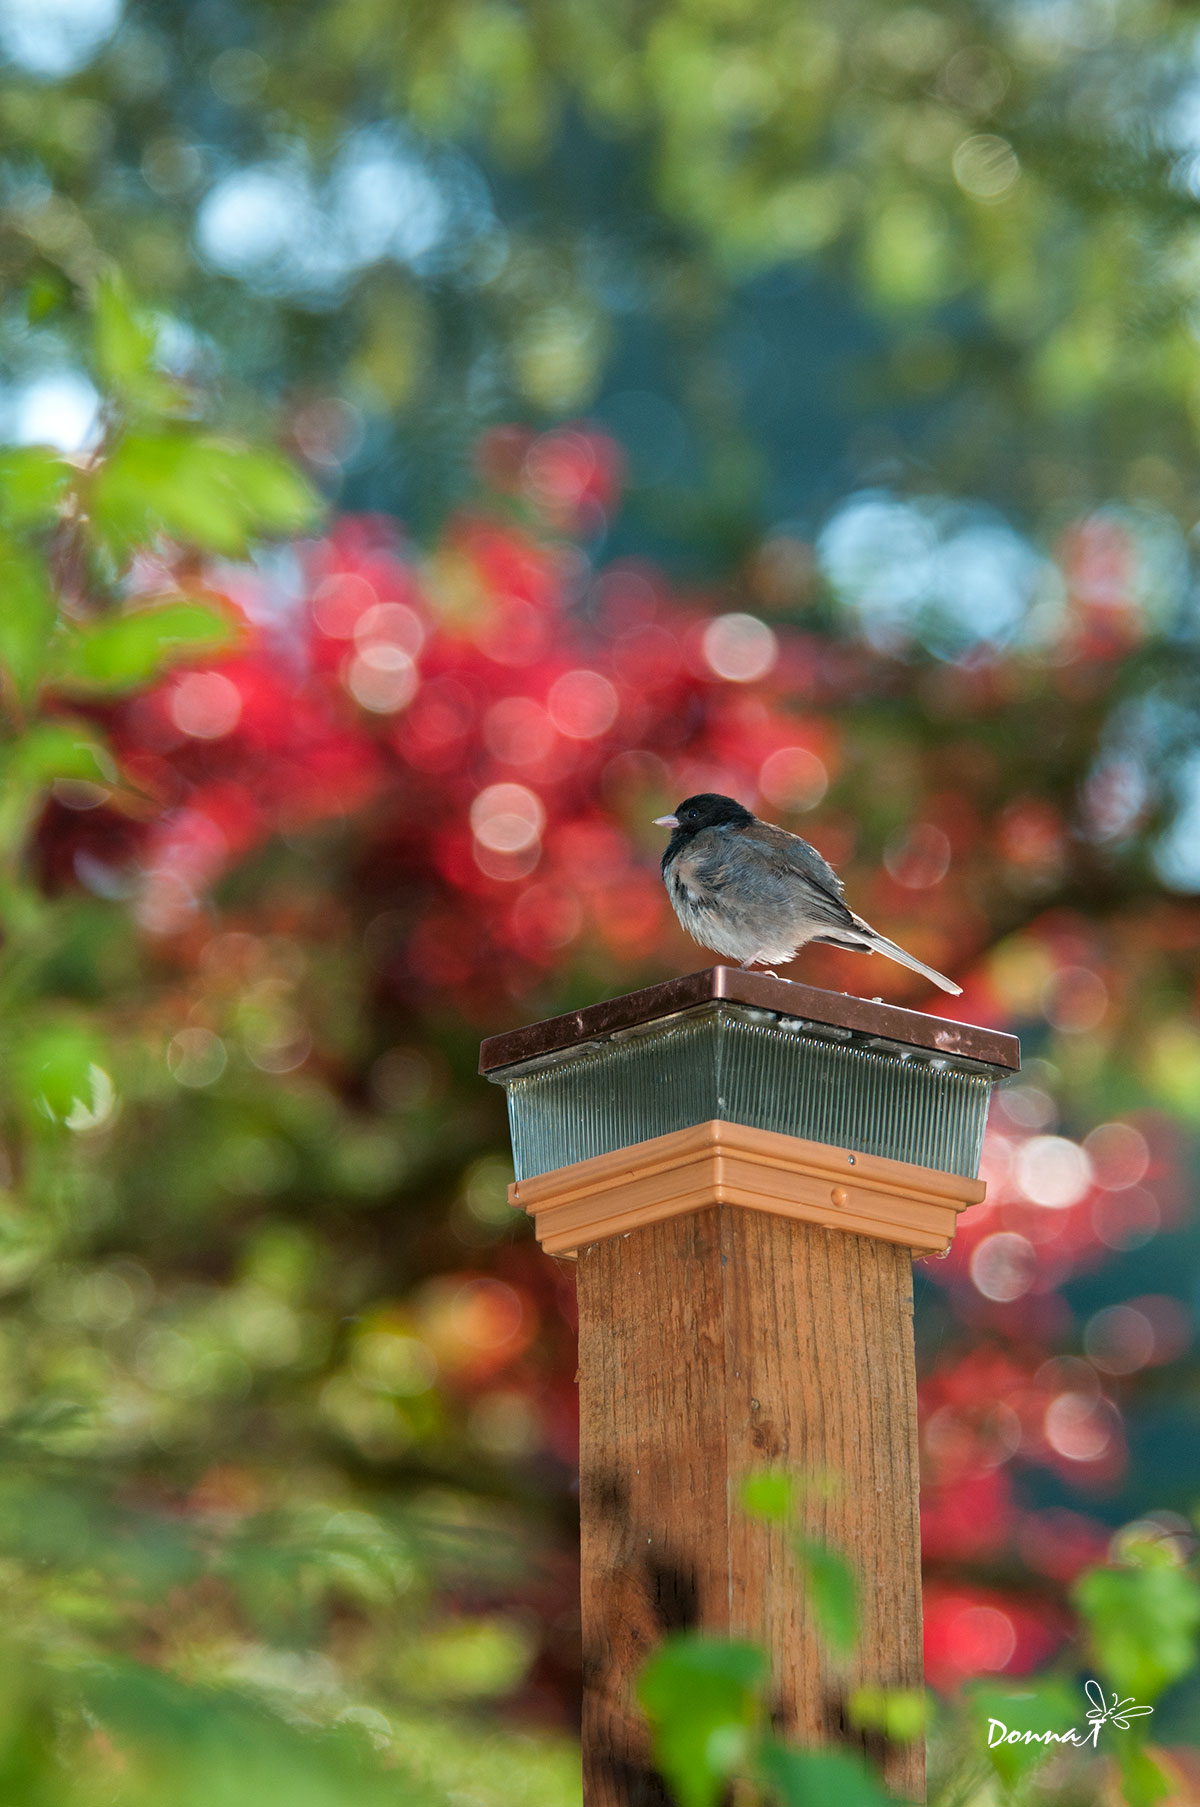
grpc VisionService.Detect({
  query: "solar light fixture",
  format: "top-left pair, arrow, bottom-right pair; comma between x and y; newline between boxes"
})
481,968 -> 1018,1803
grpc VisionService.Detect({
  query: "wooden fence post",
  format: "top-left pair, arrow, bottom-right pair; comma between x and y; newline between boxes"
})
481,969 -> 1018,1806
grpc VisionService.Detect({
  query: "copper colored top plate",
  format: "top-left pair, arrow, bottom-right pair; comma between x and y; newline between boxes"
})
478,967 -> 1020,1075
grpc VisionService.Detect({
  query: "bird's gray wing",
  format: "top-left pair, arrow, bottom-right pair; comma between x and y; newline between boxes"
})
711,823 -> 856,931
754,825 -> 847,904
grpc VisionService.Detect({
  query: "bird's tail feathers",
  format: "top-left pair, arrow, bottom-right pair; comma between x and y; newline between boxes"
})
832,920 -> 963,997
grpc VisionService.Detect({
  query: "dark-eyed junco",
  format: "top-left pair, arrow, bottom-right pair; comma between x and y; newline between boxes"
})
654,792 -> 962,996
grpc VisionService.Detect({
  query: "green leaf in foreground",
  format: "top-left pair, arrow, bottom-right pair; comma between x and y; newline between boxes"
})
91,432 -> 319,559
965,1678 -> 1082,1789
9,721 -> 115,787
0,719 -> 115,857
638,1635 -> 766,1807
740,1470 -> 796,1523
739,1472 -> 858,1655
794,1536 -> 858,1657
1117,1739 -> 1175,1807
49,600 -> 239,694
0,448 -> 71,529
56,1656 -> 446,1807
847,1685 -> 926,1744
758,1740 -> 896,1806
1073,1538 -> 1200,1702
92,271 -> 181,417
15,1017 -> 116,1132
0,537 -> 56,700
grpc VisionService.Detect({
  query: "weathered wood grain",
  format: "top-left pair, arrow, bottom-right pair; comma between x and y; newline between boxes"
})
577,1206 -> 924,1805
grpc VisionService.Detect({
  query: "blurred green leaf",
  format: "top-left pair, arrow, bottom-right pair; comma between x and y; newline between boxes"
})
847,1685 -> 925,1744
740,1470 -> 795,1523
0,1463 -> 197,1595
93,274 -> 184,418
757,1740 -> 895,1805
9,722 -> 114,787
93,272 -> 155,390
14,1018 -> 115,1132
738,1472 -> 857,1655
394,1616 -> 535,1701
1073,1542 -> 1200,1703
0,719 -> 115,858
49,601 -> 239,694
91,434 -> 319,560
794,1536 -> 857,1657
1117,1740 -> 1174,1807
0,450 -> 70,530
25,270 -> 68,324
82,1659 -> 445,1807
964,1679 -> 1081,1789
0,536 -> 55,700
637,1635 -> 766,1807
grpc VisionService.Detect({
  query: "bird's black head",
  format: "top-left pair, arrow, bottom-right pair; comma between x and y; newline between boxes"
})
654,793 -> 755,858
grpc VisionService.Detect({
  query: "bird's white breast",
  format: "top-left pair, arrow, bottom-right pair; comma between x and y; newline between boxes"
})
665,863 -> 804,965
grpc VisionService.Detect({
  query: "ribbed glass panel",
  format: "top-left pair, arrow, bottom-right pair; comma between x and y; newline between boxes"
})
492,1005 -> 996,1182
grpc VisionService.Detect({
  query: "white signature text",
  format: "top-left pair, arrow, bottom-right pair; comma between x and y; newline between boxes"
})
987,1680 -> 1153,1752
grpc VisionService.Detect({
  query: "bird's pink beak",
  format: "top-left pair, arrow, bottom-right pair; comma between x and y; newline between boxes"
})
653,815 -> 679,828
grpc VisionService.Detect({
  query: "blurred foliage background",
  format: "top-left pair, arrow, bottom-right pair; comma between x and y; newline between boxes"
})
3,0 -> 1200,1801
